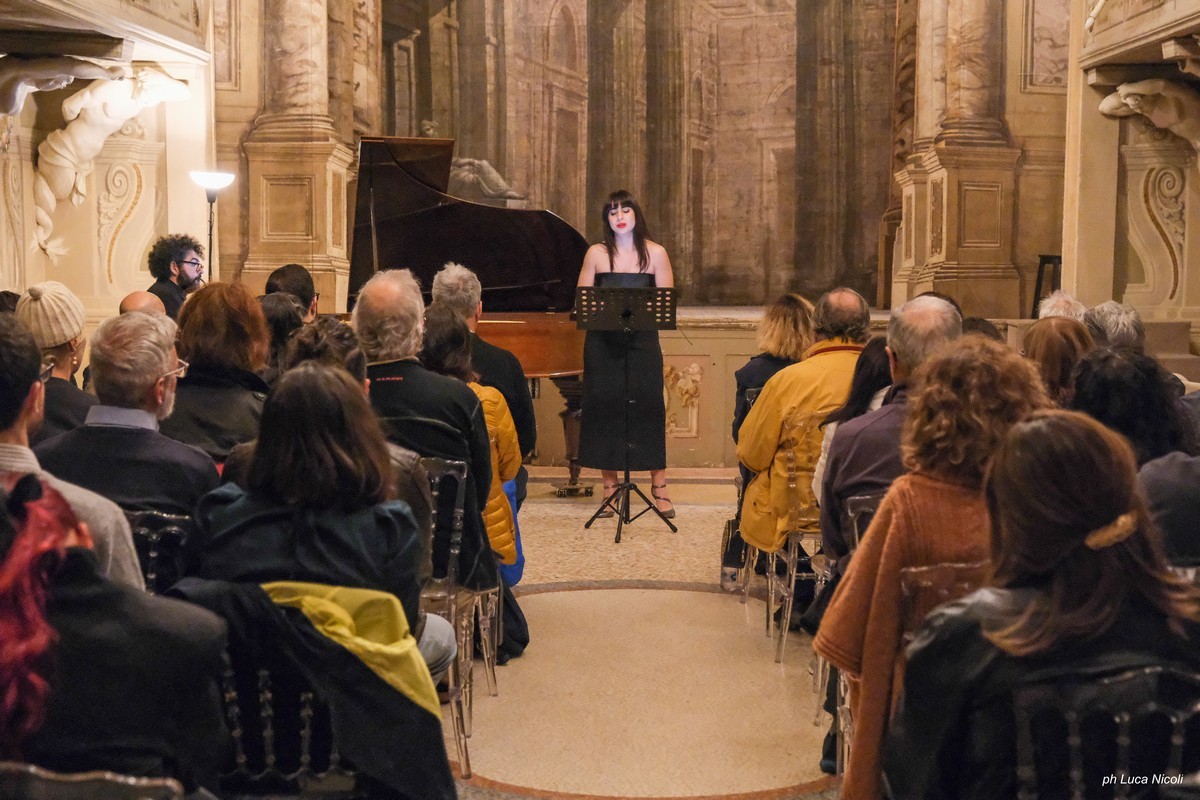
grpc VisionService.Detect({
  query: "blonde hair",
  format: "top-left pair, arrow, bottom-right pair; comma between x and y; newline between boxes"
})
756,293 -> 815,361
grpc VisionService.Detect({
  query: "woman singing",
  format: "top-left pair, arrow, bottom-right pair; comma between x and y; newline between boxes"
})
577,190 -> 675,518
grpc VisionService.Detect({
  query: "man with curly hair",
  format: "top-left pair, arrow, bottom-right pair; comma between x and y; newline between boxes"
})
145,233 -> 205,319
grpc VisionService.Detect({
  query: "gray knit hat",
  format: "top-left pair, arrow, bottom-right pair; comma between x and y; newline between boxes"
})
16,281 -> 86,350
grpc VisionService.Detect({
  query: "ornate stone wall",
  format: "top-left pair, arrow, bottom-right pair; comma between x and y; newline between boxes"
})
1063,0 -> 1200,332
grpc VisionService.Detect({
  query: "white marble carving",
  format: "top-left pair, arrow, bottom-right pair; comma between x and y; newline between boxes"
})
0,56 -> 125,116
1100,79 -> 1200,156
33,69 -> 189,260
664,362 -> 703,438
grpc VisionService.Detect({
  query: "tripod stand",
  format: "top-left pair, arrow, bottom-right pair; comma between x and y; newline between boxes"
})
577,284 -> 678,543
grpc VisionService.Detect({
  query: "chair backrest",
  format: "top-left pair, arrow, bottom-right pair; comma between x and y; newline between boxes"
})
1012,665 -> 1200,799
123,510 -> 191,594
781,412 -> 826,532
844,491 -> 886,552
218,661 -> 357,796
898,560 -> 988,644
0,761 -> 182,800
744,386 -> 761,409
421,457 -> 469,587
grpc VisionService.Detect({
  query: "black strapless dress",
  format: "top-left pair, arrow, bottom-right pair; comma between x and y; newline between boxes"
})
578,271 -> 667,472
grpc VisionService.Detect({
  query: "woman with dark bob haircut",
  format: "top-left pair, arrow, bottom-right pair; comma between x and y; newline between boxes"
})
187,363 -> 425,637
814,336 -> 1052,800
885,411 -> 1200,799
159,281 -> 271,460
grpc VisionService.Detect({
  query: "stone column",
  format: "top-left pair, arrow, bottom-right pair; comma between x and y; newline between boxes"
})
880,0 -> 918,307
327,0 -> 356,144
645,0 -> 686,289
458,0 -> 503,164
243,0 -> 355,310
353,0 -> 383,135
911,0 -> 1022,317
914,0 -> 948,149
937,0 -> 1006,144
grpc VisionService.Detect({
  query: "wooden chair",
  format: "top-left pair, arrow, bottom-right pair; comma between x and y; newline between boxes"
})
0,761 -> 182,800
123,510 -> 191,594
418,456 -> 473,777
1013,665 -> 1200,799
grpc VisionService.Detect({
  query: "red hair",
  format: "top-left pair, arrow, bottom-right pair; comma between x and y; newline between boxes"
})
0,475 -> 80,757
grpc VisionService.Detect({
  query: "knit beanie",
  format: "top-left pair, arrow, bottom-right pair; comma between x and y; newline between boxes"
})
16,281 -> 86,350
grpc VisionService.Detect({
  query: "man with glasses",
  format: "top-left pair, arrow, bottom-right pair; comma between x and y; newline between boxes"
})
146,233 -> 205,319
35,312 -> 218,515
0,314 -> 143,588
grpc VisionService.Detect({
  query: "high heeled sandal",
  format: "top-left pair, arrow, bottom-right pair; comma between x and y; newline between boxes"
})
651,484 -> 676,519
596,483 -> 618,518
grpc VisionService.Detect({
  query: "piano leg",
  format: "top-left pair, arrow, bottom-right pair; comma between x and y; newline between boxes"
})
549,376 -> 593,497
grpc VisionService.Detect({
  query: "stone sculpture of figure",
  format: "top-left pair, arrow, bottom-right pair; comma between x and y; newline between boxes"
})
33,68 -> 190,259
1100,78 -> 1200,153
419,119 -> 439,137
449,157 -> 525,200
0,55 -> 125,116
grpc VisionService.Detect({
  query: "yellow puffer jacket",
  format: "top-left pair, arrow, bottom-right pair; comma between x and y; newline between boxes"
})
737,338 -> 862,553
469,383 -> 521,564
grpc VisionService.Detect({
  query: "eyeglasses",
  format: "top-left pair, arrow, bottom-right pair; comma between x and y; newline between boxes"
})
161,357 -> 189,380
176,259 -> 203,270
38,359 -> 54,383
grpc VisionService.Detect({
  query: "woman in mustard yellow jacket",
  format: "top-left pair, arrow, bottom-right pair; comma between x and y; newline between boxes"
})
420,305 -> 521,564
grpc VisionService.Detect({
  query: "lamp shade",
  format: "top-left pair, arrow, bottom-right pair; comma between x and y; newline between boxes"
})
189,171 -> 235,190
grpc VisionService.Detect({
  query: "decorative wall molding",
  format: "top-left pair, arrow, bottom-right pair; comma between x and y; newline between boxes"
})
664,361 -> 703,439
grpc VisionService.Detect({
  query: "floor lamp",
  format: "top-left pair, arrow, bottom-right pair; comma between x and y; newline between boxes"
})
189,171 -> 235,270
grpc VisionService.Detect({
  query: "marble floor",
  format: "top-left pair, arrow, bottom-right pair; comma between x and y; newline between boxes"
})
448,474 -> 840,800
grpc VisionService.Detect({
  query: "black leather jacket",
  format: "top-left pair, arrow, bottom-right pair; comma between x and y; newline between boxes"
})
884,588 -> 1200,800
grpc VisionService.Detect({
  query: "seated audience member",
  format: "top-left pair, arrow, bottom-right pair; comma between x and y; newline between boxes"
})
884,411 -> 1200,799
1138,448 -> 1200,567
1037,289 -> 1087,320
224,317 -> 433,546
16,281 -> 96,445
737,288 -> 869,557
914,290 -> 964,319
431,262 -> 536,505
220,317 -> 445,657
186,363 -> 454,677
1,473 -> 227,792
264,262 -> 318,323
118,290 -> 166,316
1070,347 -> 1197,466
159,282 -> 270,462
0,315 -> 141,588
811,335 -> 891,504
257,291 -> 304,386
1021,315 -> 1094,406
820,295 -> 961,577
0,290 -> 20,313
352,269 -> 496,592
34,313 -> 218,515
961,316 -> 1002,341
420,305 -> 529,661
145,234 -> 205,320
420,305 -> 520,569
814,335 -> 1051,800
1082,299 -> 1145,351
732,293 -> 814,445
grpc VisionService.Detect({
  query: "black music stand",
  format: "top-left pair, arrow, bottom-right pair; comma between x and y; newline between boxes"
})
576,285 -> 678,543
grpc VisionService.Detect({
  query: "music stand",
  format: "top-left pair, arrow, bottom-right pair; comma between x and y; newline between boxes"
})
576,285 -> 678,543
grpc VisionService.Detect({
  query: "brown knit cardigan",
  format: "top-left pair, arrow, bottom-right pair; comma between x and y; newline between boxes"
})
813,472 -> 990,800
